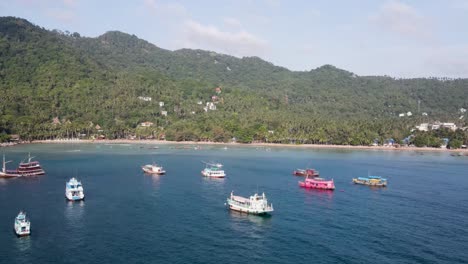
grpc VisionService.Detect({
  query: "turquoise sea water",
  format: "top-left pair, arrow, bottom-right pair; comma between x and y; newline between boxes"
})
0,143 -> 467,264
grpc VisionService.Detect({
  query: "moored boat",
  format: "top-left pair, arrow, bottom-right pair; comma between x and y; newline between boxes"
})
226,191 -> 273,215
299,176 -> 335,190
353,176 -> 387,187
0,153 -> 45,178
201,162 -> 225,178
65,178 -> 85,201
293,168 -> 319,177
14,211 -> 31,237
142,163 -> 166,175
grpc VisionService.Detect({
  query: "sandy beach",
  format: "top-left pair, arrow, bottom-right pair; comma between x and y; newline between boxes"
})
30,139 -> 468,153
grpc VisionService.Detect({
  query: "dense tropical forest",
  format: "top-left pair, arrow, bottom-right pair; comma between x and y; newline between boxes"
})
1,17 -> 467,147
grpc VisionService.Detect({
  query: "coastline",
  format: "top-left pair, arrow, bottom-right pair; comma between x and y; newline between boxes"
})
30,139 -> 468,153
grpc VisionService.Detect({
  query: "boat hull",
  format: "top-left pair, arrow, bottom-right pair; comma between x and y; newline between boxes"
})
66,195 -> 85,201
15,231 -> 31,237
142,168 -> 166,175
14,226 -> 30,237
0,172 -> 21,178
353,179 -> 387,187
227,203 -> 272,215
201,171 -> 225,178
299,181 -> 335,190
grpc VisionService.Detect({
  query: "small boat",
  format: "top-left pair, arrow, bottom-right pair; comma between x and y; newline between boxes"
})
293,168 -> 319,177
226,191 -> 273,215
14,211 -> 31,237
142,164 -> 166,175
201,162 -> 225,178
353,176 -> 387,187
65,178 -> 85,201
0,153 -> 45,178
299,176 -> 335,190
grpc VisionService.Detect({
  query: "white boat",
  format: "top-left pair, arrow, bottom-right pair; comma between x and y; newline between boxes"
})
65,178 -> 85,201
14,211 -> 31,236
201,162 -> 225,178
226,191 -> 274,215
142,164 -> 166,175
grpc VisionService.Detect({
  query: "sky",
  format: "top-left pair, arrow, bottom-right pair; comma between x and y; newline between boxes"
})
1,0 -> 468,77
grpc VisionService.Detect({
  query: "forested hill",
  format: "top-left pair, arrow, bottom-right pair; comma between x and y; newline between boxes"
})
1,16 -> 467,145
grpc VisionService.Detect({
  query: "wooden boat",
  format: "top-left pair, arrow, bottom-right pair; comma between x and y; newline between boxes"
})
226,191 -> 273,215
0,154 -> 45,178
353,176 -> 387,187
293,168 -> 319,177
142,163 -> 166,175
299,177 -> 335,190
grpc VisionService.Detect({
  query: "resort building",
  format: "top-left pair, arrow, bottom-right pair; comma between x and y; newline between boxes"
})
140,122 -> 154,127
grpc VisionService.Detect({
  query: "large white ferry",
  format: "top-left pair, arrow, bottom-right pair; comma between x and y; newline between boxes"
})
201,162 -> 225,178
226,192 -> 274,215
65,178 -> 85,201
14,211 -> 31,236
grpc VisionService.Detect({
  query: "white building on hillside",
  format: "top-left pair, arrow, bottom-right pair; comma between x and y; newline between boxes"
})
442,123 -> 457,131
138,96 -> 152,102
416,123 -> 429,131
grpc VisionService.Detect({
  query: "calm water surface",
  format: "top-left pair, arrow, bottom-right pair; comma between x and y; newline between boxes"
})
0,144 -> 467,264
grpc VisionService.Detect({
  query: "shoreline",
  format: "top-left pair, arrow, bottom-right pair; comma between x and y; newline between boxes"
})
29,139 -> 468,153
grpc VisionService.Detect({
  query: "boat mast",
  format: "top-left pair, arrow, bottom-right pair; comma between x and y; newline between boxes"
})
2,154 -> 5,173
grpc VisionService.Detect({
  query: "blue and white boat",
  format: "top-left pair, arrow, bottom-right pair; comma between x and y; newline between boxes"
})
201,161 -> 225,178
353,176 -> 387,187
65,178 -> 85,201
14,211 -> 31,236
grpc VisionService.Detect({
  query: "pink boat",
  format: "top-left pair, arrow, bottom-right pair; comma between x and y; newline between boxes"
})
299,177 -> 335,190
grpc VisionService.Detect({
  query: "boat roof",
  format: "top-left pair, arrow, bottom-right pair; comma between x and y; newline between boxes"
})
358,176 -> 386,181
231,195 -> 250,203
17,213 -> 26,220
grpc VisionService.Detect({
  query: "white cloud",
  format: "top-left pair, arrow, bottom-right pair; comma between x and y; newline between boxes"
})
264,0 -> 280,8
63,0 -> 77,7
371,1 -> 430,39
143,0 -> 157,12
183,20 -> 268,57
224,17 -> 242,28
424,45 -> 468,77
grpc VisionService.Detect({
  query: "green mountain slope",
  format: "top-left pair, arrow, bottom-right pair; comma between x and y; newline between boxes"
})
0,16 -> 467,145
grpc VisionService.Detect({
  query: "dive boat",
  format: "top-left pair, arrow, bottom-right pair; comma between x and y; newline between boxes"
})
65,178 -> 85,201
142,164 -> 166,175
293,168 -> 319,177
353,176 -> 387,187
14,211 -> 31,237
299,177 -> 335,190
226,191 -> 273,215
201,162 -> 225,178
0,153 -> 45,178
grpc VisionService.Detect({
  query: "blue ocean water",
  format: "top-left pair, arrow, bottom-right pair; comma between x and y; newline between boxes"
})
0,144 -> 467,264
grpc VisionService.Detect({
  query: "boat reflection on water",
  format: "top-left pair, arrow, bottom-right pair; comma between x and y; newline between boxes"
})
201,176 -> 225,191
228,209 -> 272,226
15,235 -> 31,252
302,187 -> 334,207
65,200 -> 85,225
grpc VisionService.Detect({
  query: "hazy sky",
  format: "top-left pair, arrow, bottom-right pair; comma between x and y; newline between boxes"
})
1,0 -> 468,77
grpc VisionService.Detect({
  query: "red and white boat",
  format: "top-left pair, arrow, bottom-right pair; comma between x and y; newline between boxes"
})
0,154 -> 45,178
299,177 -> 335,190
293,168 -> 319,177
